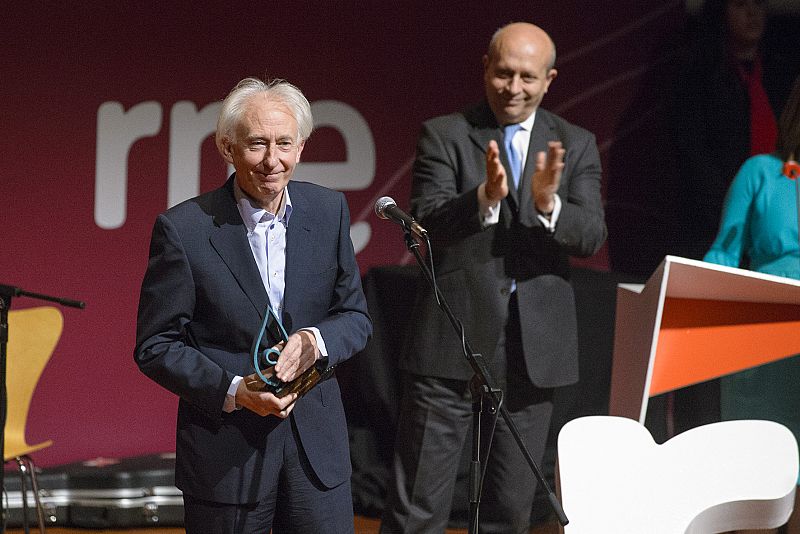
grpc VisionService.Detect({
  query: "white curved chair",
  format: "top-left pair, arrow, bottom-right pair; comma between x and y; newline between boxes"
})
557,416 -> 798,533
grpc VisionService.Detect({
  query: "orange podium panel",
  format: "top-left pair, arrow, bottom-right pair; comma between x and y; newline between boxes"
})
608,256 -> 800,423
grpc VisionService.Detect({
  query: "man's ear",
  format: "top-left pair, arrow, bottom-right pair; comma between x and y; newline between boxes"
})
544,68 -> 558,93
220,139 -> 234,164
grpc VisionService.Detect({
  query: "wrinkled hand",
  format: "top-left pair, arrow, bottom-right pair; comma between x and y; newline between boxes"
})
274,330 -> 318,383
531,141 -> 565,213
485,140 -> 509,203
235,380 -> 298,418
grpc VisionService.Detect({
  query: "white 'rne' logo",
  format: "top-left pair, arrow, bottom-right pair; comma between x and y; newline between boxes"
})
94,100 -> 375,252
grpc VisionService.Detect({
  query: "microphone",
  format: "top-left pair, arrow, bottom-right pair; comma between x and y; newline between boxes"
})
374,196 -> 428,238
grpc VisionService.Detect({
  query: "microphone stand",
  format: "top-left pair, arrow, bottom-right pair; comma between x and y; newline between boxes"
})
402,232 -> 568,533
0,284 -> 85,533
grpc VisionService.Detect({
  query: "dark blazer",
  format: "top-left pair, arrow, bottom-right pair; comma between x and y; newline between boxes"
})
402,101 -> 606,386
134,177 -> 371,504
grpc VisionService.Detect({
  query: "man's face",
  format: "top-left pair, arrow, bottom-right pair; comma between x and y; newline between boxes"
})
483,33 -> 556,126
725,0 -> 766,49
222,96 -> 305,211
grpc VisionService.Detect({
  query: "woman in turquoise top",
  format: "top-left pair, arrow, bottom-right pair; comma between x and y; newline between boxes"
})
703,154 -> 800,279
704,153 -> 799,278
704,75 -> 800,482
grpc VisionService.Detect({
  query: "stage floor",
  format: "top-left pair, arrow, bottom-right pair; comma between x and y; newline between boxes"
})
6,517 -> 796,533
6,515 -> 560,534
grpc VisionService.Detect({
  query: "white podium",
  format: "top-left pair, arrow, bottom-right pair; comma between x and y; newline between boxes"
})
608,255 -> 800,423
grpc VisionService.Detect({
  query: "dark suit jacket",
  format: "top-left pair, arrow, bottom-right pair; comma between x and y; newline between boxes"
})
134,177 -> 371,504
402,101 -> 606,386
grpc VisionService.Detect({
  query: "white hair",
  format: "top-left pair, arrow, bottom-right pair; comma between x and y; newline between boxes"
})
215,77 -> 313,152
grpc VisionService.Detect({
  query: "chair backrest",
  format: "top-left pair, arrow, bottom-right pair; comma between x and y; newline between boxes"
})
4,306 -> 63,460
557,415 -> 798,534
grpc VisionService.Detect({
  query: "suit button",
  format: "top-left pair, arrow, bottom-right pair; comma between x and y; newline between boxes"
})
500,287 -> 510,296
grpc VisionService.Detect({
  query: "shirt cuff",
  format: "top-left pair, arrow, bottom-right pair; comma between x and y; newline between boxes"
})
301,327 -> 328,360
537,194 -> 562,231
477,183 -> 501,226
223,375 -> 244,413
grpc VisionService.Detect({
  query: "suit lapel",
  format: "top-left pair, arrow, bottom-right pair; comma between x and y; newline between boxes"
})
466,103 -> 518,205
519,111 -> 555,215
208,179 -> 269,320
283,182 -> 312,328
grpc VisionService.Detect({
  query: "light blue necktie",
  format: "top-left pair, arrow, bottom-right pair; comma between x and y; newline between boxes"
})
503,124 -> 523,294
503,123 -> 523,189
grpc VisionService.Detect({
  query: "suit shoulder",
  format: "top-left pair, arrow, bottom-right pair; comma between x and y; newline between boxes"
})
419,101 -> 491,135
421,111 -> 470,135
158,182 -> 232,232
289,180 -> 345,203
289,182 -> 349,220
539,108 -> 595,142
168,185 -> 222,210
167,182 -> 223,210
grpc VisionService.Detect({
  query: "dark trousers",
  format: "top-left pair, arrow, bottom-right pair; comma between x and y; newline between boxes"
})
381,295 -> 554,534
183,418 -> 354,534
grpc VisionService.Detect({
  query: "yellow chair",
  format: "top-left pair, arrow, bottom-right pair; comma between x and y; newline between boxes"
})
4,306 -> 63,533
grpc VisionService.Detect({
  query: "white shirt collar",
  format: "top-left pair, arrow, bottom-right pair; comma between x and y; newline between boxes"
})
233,181 -> 293,231
518,111 -> 536,132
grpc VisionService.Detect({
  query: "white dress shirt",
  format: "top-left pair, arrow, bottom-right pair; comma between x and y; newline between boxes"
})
223,182 -> 327,412
478,110 -> 563,230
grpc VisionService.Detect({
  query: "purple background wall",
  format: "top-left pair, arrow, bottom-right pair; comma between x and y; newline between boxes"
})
2,1 -> 690,467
